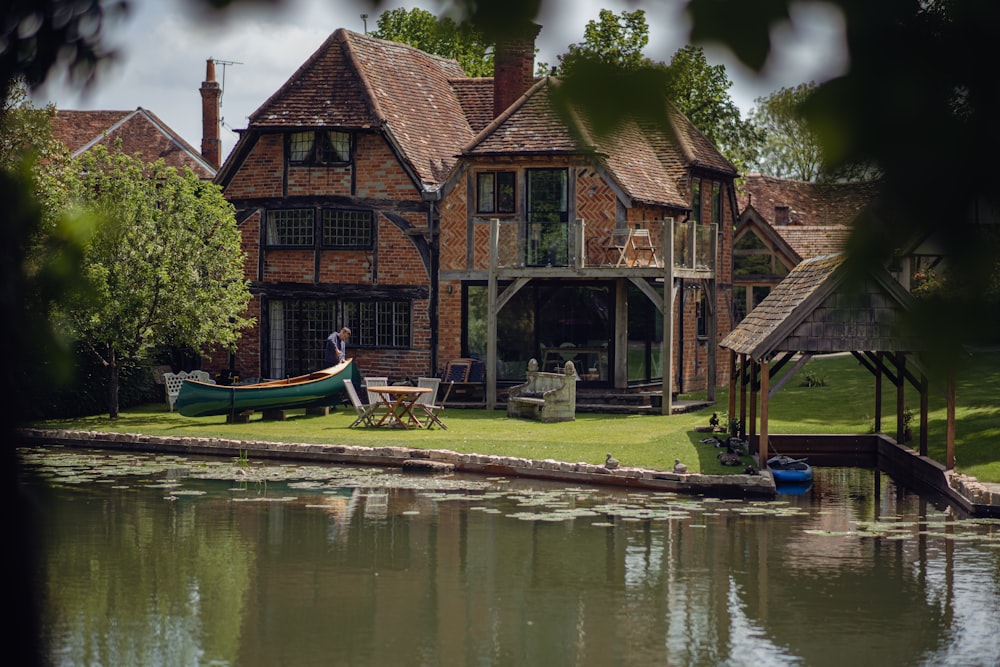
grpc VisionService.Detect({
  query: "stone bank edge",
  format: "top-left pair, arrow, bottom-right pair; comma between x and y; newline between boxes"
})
18,428 -> 775,498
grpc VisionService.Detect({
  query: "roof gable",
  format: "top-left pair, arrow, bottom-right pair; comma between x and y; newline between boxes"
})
247,29 -> 473,188
721,253 -> 919,359
51,108 -> 216,178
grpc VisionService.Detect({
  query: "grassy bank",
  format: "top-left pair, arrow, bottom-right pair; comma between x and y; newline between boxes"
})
30,351 -> 1000,479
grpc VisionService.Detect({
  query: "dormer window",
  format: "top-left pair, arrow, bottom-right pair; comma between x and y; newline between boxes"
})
289,130 -> 351,165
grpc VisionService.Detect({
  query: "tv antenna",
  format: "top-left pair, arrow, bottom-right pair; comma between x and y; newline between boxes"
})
211,58 -> 243,130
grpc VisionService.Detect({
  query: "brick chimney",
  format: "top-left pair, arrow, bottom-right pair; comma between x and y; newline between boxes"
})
200,59 -> 222,169
493,23 -> 541,118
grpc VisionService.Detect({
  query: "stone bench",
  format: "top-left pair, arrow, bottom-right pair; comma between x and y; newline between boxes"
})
506,359 -> 576,423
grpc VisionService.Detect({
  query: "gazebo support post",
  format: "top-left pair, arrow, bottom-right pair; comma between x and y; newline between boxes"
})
895,353 -> 906,443
739,354 -> 748,439
874,351 -> 883,432
726,350 -> 737,428
748,360 -> 758,453
919,373 -> 929,457
946,375 -> 956,469
759,358 -> 770,465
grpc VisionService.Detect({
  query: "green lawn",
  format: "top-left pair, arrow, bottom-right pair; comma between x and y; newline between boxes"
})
30,350 -> 1000,480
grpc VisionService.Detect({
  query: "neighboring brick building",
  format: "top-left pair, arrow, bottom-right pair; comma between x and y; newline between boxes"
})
211,26 -> 738,401
51,107 -> 217,178
733,174 -> 879,322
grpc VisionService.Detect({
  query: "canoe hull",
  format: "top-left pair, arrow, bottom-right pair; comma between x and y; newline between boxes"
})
176,359 -> 359,417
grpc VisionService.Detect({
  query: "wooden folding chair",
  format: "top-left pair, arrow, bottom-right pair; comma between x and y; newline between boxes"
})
344,379 -> 377,427
417,380 -> 453,430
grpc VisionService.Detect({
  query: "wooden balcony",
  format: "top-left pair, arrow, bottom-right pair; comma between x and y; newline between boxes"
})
488,217 -> 717,280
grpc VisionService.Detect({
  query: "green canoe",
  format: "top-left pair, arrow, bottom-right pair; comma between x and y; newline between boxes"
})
176,359 -> 360,417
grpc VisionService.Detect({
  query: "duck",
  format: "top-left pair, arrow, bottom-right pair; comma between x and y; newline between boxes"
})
709,412 -> 720,428
673,458 -> 688,474
718,451 -> 742,466
605,453 -> 620,469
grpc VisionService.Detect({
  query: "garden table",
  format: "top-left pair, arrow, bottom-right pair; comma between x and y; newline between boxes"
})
367,386 -> 432,429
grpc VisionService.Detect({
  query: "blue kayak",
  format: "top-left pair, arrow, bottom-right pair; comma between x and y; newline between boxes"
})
768,455 -> 813,484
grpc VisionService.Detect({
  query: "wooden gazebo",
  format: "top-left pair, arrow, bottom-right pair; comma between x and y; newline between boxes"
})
719,253 -> 957,469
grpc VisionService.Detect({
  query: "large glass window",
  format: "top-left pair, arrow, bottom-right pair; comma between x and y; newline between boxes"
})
322,209 -> 373,248
691,178 -> 702,223
289,130 -> 351,165
267,209 -> 314,246
526,168 -> 569,266
463,282 -> 610,382
627,283 -> 664,383
476,171 -> 516,214
268,298 -> 411,377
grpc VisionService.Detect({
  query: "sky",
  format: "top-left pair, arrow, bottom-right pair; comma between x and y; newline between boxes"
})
31,0 -> 847,164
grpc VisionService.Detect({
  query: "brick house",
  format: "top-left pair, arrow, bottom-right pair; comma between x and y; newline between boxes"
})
51,107 -> 217,178
733,174 -> 879,322
211,26 -> 738,409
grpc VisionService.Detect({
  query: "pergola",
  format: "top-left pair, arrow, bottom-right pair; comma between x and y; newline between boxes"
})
719,254 -> 957,469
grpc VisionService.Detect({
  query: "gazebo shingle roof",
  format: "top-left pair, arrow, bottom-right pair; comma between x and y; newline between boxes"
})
721,253 -> 919,359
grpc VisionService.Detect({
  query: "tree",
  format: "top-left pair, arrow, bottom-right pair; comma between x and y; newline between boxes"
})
370,7 -> 493,77
750,83 -> 823,181
546,8 -> 651,75
548,10 -> 759,173
61,145 -> 253,418
663,45 -> 761,175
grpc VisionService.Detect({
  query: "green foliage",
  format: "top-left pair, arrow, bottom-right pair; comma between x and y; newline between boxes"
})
548,11 -> 758,172
662,45 -> 762,173
60,145 -> 253,417
371,7 -> 493,77
800,371 -> 826,387
750,82 -> 824,181
548,9 -> 651,75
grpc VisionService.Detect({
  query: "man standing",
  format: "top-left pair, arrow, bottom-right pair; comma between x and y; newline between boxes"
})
324,327 -> 351,367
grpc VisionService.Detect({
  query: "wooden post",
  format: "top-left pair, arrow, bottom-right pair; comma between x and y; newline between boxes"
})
874,351 -> 882,432
748,360 -> 758,454
946,375 -> 956,469
728,349 -> 736,427
895,353 -> 906,443
739,353 -> 748,439
919,373 -> 929,457
706,223 -> 718,402
661,217 -> 675,415
759,358 -> 769,465
486,218 -> 499,410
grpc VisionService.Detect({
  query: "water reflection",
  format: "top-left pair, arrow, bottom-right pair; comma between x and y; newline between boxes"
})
19,447 -> 1000,667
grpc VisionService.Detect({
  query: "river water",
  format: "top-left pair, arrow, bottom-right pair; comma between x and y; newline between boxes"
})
17,445 -> 1000,666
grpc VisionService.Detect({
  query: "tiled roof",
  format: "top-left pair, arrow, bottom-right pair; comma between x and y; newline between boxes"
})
51,108 -> 216,178
738,174 -> 879,226
721,253 -> 917,358
235,27 -> 735,201
248,29 -> 473,187
465,79 -> 717,208
464,78 -> 581,156
451,78 -> 495,134
774,225 -> 852,261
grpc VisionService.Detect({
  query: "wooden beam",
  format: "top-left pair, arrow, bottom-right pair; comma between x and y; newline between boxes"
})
874,352 -> 883,433
486,219 -> 499,410
662,217 -> 675,415
919,372 -> 929,457
739,354 -> 748,439
895,353 -> 906,443
768,353 -> 813,399
760,358 -> 770,465
946,375 -> 956,470
728,349 -> 736,428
